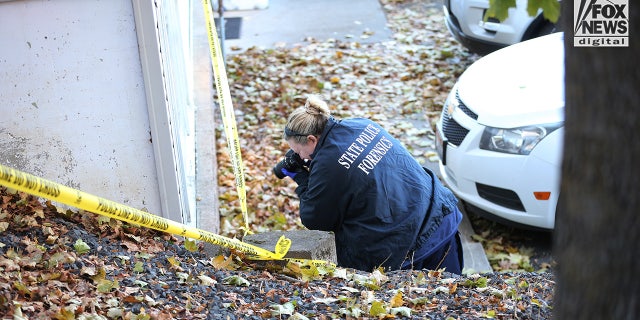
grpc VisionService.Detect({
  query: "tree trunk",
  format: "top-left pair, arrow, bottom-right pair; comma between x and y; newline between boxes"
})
554,0 -> 639,318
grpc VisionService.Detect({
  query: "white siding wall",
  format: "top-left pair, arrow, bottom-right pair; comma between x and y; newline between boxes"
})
0,0 -> 204,226
154,0 -> 197,225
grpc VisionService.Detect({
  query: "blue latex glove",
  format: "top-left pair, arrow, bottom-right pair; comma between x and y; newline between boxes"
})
281,167 -> 298,179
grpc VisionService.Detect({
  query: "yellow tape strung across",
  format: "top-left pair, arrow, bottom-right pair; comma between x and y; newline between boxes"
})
0,4 -> 338,270
201,0 -> 250,235
197,1 -> 336,270
0,164 -> 289,260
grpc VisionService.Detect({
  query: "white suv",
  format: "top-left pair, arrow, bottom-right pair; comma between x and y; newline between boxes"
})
435,33 -> 564,230
443,0 -> 558,55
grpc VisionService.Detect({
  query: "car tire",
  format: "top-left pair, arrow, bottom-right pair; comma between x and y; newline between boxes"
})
522,15 -> 557,41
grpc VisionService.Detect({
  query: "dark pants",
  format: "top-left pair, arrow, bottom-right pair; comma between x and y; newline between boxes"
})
404,232 -> 464,274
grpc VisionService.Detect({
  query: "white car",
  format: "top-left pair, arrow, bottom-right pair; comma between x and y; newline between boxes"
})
435,32 -> 564,230
443,0 -> 558,55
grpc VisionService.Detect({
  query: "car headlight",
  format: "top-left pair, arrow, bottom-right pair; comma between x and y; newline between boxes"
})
480,123 -> 561,155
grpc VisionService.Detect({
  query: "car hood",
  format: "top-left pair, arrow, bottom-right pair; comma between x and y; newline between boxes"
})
456,32 -> 565,128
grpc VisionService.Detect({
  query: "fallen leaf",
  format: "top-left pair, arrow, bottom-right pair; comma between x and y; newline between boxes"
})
222,275 -> 250,286
73,239 -> 91,254
369,300 -> 386,316
390,306 -> 412,317
270,301 -> 295,316
390,290 -> 403,307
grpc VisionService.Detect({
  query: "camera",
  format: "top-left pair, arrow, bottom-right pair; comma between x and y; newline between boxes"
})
273,149 -> 305,179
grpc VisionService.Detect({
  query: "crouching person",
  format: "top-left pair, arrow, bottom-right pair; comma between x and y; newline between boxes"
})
274,95 -> 463,273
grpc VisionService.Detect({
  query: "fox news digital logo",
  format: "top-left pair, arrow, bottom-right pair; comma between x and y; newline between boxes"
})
574,0 -> 629,47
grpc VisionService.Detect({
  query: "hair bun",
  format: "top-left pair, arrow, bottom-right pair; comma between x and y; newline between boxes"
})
305,95 -> 330,116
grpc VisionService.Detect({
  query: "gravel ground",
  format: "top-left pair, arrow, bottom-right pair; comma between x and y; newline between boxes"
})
0,188 -> 554,319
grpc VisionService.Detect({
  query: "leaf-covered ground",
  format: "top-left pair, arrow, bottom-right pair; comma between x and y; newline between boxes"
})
216,0 -> 555,273
216,0 -> 477,237
0,187 -> 554,319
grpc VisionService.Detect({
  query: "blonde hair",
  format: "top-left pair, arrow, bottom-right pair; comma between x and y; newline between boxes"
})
284,95 -> 331,144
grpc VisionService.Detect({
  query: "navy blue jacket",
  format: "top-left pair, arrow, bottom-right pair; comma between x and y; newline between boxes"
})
293,117 -> 460,271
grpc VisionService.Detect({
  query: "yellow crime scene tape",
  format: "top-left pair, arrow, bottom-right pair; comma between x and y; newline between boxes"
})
0,164 -> 289,260
0,165 -> 335,268
201,0 -> 250,235
0,1 -> 337,270
200,0 -> 336,270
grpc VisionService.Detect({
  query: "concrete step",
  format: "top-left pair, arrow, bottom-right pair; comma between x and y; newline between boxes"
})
458,204 -> 493,273
243,229 -> 337,264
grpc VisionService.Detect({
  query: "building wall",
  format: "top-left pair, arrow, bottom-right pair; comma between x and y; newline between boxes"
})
0,0 -> 219,229
0,0 -> 163,216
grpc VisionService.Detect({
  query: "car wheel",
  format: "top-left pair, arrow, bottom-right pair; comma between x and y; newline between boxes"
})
522,15 -> 557,41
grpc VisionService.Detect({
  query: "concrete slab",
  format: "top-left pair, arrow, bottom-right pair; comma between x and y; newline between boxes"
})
193,0 -> 221,236
221,0 -> 393,52
458,206 -> 494,273
243,230 -> 337,264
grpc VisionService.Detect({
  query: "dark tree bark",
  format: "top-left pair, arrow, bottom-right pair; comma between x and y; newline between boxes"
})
554,0 -> 639,318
